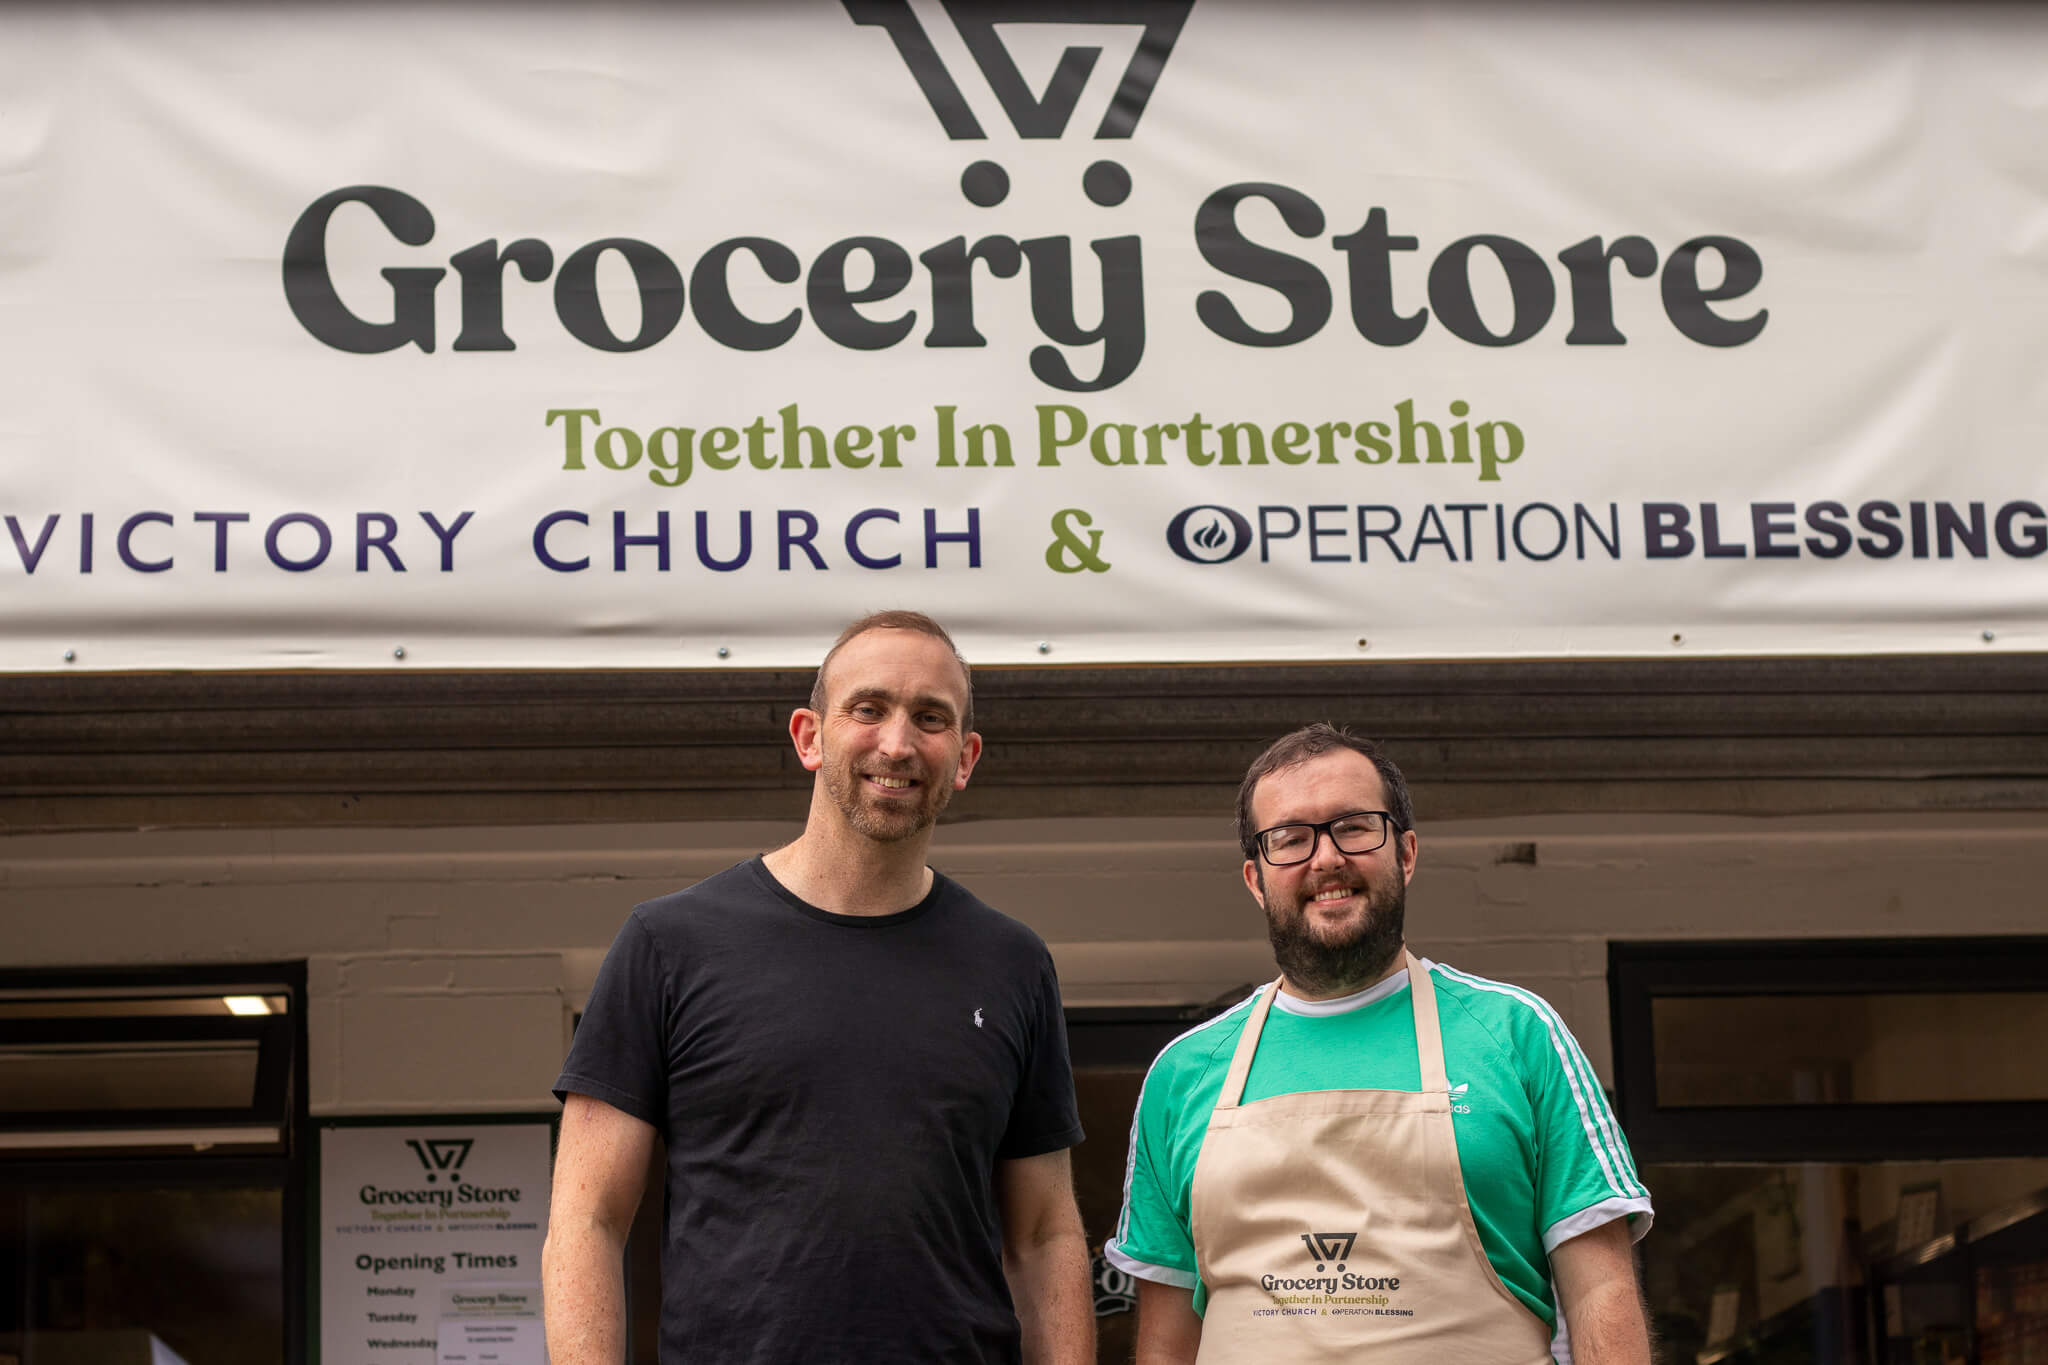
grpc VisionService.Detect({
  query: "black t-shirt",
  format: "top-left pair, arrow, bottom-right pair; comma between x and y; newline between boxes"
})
554,857 -> 1085,1365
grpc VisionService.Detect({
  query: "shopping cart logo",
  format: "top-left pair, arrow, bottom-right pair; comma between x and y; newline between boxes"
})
1301,1231 -> 1356,1271
405,1137 -> 473,1184
847,0 -> 1194,141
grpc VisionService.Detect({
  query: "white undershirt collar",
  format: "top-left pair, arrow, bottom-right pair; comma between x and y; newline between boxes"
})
1273,956 -> 1436,1016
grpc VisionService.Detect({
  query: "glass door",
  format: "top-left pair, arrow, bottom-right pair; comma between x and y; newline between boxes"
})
0,967 -> 306,1365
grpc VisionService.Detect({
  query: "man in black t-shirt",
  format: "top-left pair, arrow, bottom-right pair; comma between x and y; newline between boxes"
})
543,612 -> 1093,1365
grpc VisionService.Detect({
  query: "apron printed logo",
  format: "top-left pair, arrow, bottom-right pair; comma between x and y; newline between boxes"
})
1254,1231 -> 1411,1318
1299,1231 -> 1355,1271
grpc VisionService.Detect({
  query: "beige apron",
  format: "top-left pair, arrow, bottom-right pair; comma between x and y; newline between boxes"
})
1189,951 -> 1555,1363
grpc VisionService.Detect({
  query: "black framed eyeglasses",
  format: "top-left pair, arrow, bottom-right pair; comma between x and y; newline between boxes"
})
1254,810 -> 1402,866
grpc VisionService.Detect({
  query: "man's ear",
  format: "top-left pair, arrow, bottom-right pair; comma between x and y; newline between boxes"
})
1241,858 -> 1266,908
789,708 -> 824,773
1397,828 -> 1419,884
951,730 -> 985,790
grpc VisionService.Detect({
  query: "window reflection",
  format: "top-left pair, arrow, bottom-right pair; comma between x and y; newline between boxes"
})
1639,1158 -> 2048,1365
0,1041 -> 261,1113
1653,994 -> 2048,1108
0,1184 -> 284,1365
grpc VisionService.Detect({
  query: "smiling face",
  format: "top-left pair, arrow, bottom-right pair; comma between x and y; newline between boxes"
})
1242,746 -> 1417,997
797,627 -> 981,844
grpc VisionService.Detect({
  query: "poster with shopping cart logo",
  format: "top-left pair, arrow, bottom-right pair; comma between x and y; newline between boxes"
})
318,1120 -> 552,1365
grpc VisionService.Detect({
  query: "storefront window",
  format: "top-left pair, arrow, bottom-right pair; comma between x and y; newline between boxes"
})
1652,992 -> 2048,1108
1641,1158 -> 2048,1365
1615,940 -> 2048,1365
0,968 -> 305,1365
0,1177 -> 285,1365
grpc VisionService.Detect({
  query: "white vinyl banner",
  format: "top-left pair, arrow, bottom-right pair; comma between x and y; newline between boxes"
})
2,2 -> 2044,670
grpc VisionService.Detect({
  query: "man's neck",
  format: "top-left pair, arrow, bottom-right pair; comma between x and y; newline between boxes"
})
1280,943 -> 1408,1002
761,805 -> 936,917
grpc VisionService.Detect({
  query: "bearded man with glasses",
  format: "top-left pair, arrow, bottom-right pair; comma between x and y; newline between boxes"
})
1108,723 -> 1655,1365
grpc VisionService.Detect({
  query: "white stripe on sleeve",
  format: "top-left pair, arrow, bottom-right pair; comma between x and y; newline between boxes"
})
1104,1242 -> 1200,1289
1433,965 -> 1647,1202
1542,1194 -> 1656,1252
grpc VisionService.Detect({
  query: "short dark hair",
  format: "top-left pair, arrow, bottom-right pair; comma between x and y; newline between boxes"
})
809,610 -> 974,732
1235,723 -> 1413,859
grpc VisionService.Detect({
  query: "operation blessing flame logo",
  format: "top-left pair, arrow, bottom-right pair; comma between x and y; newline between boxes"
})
405,1137 -> 473,1184
1166,505 -> 1252,563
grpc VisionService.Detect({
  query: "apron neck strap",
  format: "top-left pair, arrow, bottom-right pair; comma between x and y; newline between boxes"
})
1406,951 -> 1451,1093
1215,952 -> 1449,1109
1216,980 -> 1281,1110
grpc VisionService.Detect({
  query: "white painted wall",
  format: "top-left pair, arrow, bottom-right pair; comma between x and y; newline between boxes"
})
3,810 -> 2044,1114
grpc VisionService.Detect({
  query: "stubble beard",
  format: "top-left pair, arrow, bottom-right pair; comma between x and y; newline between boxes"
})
820,750 -> 953,843
1262,867 -> 1407,998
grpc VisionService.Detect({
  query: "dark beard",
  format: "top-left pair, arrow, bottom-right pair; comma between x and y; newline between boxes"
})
1264,873 -> 1406,997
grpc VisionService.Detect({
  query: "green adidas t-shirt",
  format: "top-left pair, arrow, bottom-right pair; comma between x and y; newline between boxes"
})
1106,960 -> 1652,1323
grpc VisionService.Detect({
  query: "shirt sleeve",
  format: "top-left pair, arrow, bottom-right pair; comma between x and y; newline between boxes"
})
1105,1051 -> 1200,1289
553,909 -> 669,1128
997,949 -> 1086,1159
1521,1004 -> 1654,1251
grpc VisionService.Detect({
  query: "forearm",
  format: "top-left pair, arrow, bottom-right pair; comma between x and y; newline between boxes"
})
1133,1278 -> 1201,1365
1003,1228 -> 1095,1365
1133,1335 -> 1197,1365
1552,1216 -> 1652,1365
1562,1268 -> 1652,1365
541,1216 -> 629,1365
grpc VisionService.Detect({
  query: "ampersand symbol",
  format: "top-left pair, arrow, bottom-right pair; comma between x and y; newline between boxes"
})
1045,508 -> 1111,574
